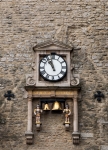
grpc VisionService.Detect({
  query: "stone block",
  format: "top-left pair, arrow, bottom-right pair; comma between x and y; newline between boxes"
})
81,133 -> 93,138
1,57 -> 6,61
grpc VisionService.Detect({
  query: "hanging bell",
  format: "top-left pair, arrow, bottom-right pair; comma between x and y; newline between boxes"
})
43,103 -> 50,111
52,101 -> 62,111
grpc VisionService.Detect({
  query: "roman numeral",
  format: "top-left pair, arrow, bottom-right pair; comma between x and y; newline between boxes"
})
40,66 -> 44,69
51,55 -> 55,59
62,66 -> 66,69
42,58 -> 47,63
52,76 -> 54,80
46,74 -> 49,79
40,70 -> 46,75
58,76 -> 60,79
47,56 -> 50,61
60,71 -> 65,75
57,56 -> 60,60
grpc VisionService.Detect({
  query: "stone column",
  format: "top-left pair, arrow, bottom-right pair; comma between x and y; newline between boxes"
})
25,91 -> 34,144
72,96 -> 80,144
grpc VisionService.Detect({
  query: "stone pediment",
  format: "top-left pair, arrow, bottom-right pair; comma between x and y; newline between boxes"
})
33,40 -> 72,51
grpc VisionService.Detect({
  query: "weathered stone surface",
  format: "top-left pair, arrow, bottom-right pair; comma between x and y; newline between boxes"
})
0,0 -> 108,149
101,145 -> 108,150
85,146 -> 99,150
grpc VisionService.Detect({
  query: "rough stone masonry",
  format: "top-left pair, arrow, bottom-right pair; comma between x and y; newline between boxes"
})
0,0 -> 108,150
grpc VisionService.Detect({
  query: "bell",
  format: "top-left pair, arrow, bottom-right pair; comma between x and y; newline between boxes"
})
43,103 -> 50,111
52,101 -> 62,111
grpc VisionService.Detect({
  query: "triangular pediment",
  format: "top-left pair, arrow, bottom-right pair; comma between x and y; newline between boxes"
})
33,40 -> 72,51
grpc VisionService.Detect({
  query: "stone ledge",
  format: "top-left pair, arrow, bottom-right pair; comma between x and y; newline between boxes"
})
81,133 -> 93,138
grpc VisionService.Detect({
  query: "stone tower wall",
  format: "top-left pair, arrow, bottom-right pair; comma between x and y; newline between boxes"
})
0,0 -> 108,150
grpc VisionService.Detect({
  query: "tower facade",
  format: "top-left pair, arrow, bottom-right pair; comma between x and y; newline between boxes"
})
0,0 -> 108,150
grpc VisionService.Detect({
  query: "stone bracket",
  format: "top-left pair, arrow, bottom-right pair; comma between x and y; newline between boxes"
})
25,131 -> 34,144
72,132 -> 80,144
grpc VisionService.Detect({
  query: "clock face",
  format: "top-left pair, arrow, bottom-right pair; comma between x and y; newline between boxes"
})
39,54 -> 67,81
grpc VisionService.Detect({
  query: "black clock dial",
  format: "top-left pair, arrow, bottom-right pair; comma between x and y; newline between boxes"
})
39,54 -> 67,81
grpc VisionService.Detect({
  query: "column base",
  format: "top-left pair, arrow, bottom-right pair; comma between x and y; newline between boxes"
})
72,131 -> 80,144
25,131 -> 34,144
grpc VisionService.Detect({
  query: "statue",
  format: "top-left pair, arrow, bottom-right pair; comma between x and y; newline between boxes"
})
34,104 -> 42,124
63,104 -> 71,124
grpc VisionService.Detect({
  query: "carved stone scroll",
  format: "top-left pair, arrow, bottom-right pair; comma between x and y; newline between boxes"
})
26,74 -> 36,86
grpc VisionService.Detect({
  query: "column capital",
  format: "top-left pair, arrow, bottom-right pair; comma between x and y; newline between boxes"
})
73,96 -> 78,100
27,90 -> 33,101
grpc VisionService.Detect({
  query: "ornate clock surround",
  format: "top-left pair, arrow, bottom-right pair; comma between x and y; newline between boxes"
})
27,40 -> 72,87
25,40 -> 80,144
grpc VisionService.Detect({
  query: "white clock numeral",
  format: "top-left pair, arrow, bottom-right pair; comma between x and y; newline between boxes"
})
62,62 -> 66,66
47,56 -> 50,61
48,76 -> 52,80
58,57 -> 64,63
42,58 -> 47,63
53,76 -> 59,80
59,74 -> 63,78
40,62 -> 45,67
55,55 -> 59,60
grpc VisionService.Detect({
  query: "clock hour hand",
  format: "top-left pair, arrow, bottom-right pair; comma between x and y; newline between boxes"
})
48,55 -> 55,71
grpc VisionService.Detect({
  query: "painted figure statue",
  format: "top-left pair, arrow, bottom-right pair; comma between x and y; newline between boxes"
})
34,104 -> 42,124
63,104 -> 71,123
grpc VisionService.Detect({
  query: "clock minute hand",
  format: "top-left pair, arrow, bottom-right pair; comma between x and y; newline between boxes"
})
48,60 -> 55,71
50,54 -> 56,71
48,55 -> 55,71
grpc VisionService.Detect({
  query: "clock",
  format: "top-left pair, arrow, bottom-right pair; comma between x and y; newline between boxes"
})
39,53 -> 67,81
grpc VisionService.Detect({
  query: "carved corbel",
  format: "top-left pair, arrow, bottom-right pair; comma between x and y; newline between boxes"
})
26,74 -> 36,86
70,64 -> 80,86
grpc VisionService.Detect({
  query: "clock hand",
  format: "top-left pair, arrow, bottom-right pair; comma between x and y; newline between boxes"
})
48,55 -> 55,71
48,60 -> 55,71
50,54 -> 56,71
